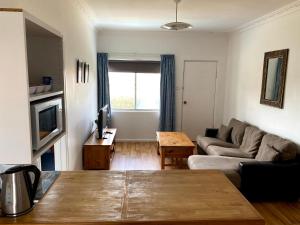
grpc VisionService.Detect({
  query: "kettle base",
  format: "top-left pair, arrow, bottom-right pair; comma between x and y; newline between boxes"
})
3,204 -> 35,217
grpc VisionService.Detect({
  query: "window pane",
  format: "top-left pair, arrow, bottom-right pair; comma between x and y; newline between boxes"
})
136,73 -> 160,110
109,72 -> 135,109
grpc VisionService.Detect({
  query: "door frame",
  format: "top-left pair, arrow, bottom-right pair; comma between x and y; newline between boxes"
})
181,60 -> 218,132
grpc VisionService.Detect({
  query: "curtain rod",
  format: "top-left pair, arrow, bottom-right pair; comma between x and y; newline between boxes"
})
108,52 -> 161,61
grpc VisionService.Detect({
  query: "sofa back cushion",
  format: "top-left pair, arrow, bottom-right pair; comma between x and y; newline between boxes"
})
255,144 -> 280,161
240,126 -> 264,157
228,118 -> 248,146
255,134 -> 297,161
217,125 -> 232,142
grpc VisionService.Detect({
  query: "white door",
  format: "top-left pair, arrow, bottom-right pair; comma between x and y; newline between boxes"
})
182,61 -> 217,140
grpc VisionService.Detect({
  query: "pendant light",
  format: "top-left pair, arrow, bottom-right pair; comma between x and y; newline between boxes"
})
161,0 -> 192,31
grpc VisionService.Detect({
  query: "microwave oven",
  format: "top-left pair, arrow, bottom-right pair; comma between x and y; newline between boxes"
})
31,98 -> 63,150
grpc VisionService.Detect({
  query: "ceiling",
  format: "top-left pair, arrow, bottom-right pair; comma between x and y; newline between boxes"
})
82,0 -> 296,32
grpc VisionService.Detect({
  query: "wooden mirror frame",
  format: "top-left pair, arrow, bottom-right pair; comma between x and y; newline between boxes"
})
260,49 -> 289,109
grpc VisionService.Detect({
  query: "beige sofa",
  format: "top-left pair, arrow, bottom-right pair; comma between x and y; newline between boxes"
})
188,118 -> 299,200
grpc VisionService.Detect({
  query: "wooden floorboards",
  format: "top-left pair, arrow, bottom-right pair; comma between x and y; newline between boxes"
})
110,142 -> 190,170
110,142 -> 161,170
253,202 -> 300,225
111,142 -> 300,225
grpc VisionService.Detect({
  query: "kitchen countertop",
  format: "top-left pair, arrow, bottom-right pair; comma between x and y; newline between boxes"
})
0,170 -> 264,225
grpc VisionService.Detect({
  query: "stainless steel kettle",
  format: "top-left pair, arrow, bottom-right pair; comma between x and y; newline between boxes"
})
0,165 -> 40,217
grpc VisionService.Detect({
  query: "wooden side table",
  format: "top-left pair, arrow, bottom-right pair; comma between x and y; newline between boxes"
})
156,132 -> 195,169
83,128 -> 117,170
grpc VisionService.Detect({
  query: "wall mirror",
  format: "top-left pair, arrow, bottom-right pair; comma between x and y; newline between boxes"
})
260,49 -> 289,108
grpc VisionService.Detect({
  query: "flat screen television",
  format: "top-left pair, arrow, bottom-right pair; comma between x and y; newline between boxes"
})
97,105 -> 108,139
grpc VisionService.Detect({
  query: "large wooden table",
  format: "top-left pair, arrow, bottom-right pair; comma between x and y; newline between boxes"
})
0,170 -> 264,225
156,132 -> 195,169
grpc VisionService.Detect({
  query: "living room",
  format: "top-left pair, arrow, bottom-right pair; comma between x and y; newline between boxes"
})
0,0 -> 300,224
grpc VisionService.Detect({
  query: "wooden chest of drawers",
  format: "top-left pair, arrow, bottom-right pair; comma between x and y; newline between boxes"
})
83,128 -> 116,170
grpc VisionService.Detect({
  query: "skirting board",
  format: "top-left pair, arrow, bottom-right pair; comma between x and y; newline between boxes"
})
115,139 -> 157,142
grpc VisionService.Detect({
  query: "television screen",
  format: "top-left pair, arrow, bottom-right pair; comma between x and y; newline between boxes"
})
97,105 -> 108,139
101,105 -> 108,130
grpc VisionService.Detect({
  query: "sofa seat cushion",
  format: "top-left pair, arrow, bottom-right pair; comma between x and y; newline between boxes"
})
188,155 -> 256,188
255,134 -> 297,161
206,146 -> 253,158
197,136 -> 237,151
188,155 -> 256,171
240,126 -> 264,157
228,118 -> 248,146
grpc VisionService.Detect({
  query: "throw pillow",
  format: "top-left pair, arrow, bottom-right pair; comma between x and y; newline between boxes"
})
255,144 -> 280,161
240,126 -> 264,158
217,125 -> 232,142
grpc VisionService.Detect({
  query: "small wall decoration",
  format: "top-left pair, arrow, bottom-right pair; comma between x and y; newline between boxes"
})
82,62 -> 86,83
76,60 -> 90,84
84,63 -> 90,83
81,61 -> 85,83
76,59 -> 82,83
260,49 -> 289,109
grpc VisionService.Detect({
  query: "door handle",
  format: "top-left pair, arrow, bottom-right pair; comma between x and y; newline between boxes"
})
183,101 -> 187,105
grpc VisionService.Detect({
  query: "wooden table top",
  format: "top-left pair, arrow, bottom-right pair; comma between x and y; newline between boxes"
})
156,132 -> 195,148
0,170 -> 264,225
84,128 -> 117,146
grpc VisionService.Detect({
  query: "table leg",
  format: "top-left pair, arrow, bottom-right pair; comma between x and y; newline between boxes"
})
161,150 -> 165,170
157,142 -> 160,155
179,158 -> 183,169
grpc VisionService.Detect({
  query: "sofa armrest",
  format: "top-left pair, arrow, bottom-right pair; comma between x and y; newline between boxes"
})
205,128 -> 218,138
239,161 -> 300,201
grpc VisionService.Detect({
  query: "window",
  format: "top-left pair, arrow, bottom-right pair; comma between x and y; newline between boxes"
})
109,72 -> 160,110
109,60 -> 160,110
109,72 -> 135,109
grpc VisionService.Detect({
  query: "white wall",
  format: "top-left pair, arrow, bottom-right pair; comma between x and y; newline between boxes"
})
224,6 -> 300,146
1,0 -> 98,169
97,30 -> 228,140
111,111 -> 159,141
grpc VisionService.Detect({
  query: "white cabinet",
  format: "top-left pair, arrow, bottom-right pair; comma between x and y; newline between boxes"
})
0,11 -> 32,164
54,135 -> 68,171
0,9 -> 67,169
32,135 -> 67,171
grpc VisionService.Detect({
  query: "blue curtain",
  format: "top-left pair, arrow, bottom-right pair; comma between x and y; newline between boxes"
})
159,55 -> 176,131
97,53 -> 111,125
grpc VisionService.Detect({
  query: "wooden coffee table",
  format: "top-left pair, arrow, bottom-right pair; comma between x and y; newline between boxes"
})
156,131 -> 195,169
